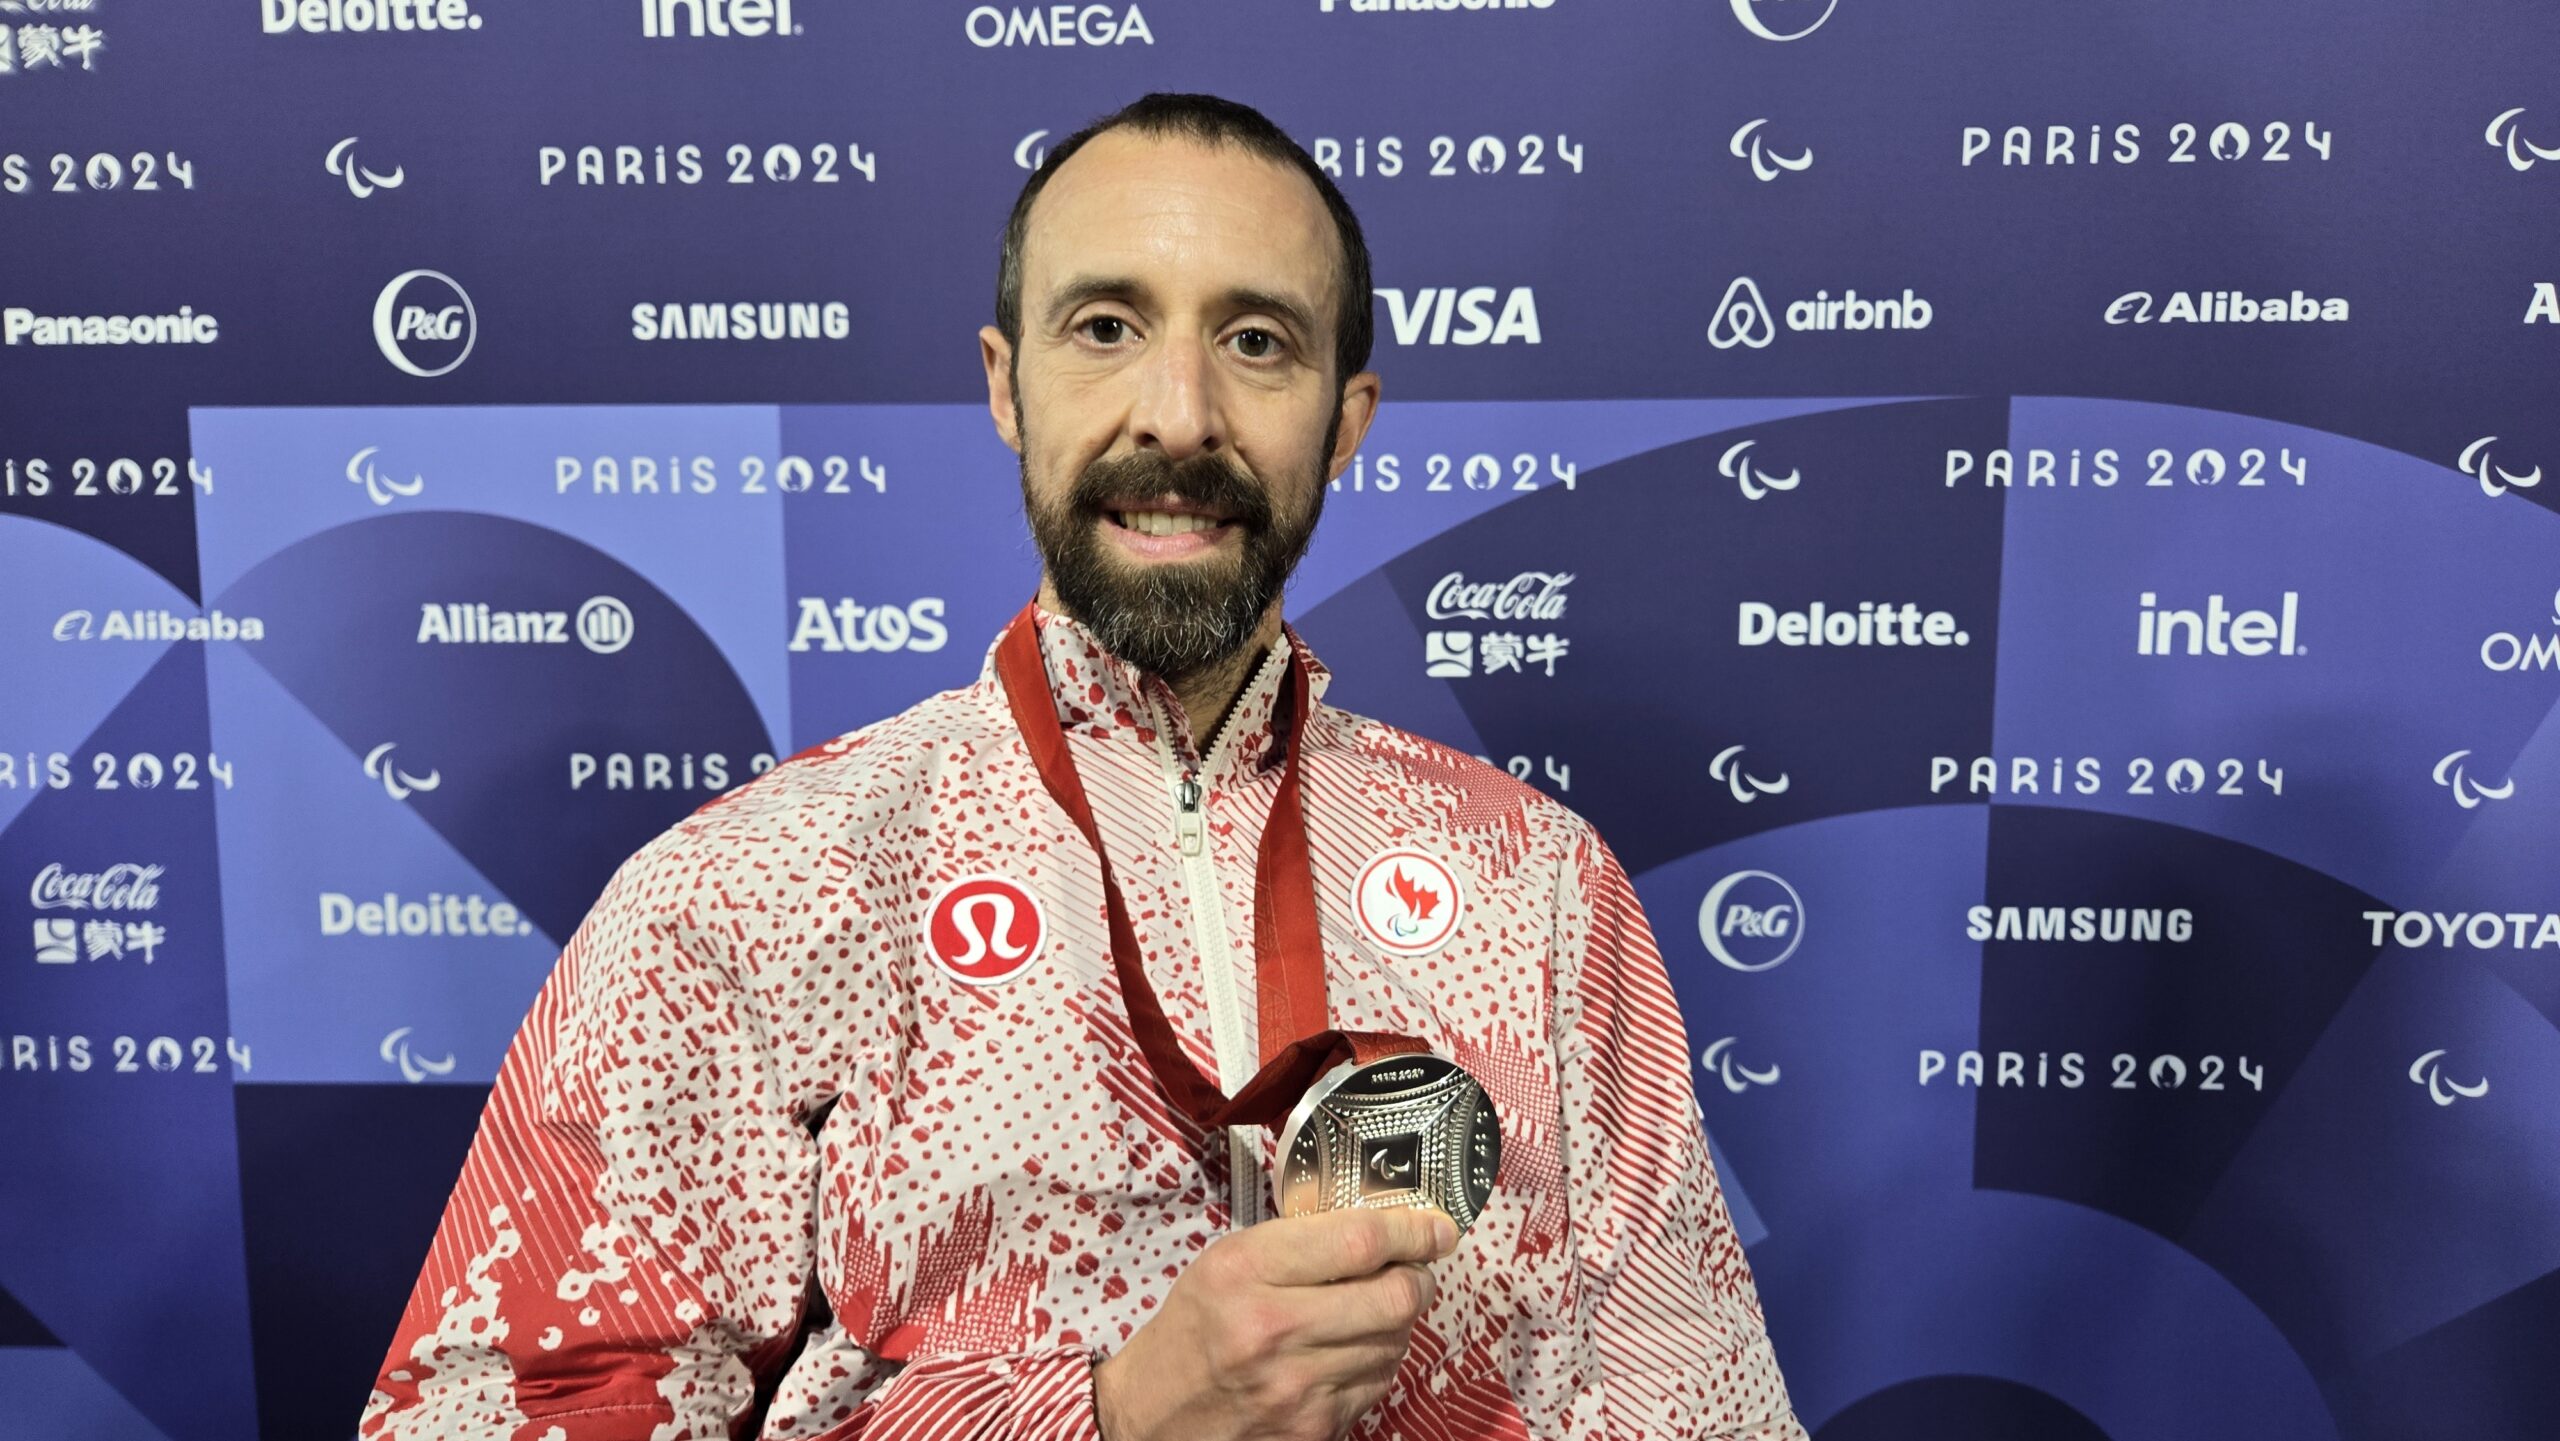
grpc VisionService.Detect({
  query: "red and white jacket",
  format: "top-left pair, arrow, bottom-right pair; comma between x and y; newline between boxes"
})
363,609 -> 1802,1440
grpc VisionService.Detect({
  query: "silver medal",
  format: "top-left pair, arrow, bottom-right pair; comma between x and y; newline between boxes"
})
1274,1053 -> 1502,1234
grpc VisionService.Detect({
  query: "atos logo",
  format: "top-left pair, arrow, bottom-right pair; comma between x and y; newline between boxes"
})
2486,108 -> 2560,173
1729,119 -> 1812,182
372,269 -> 476,378
1729,0 -> 1835,42
1351,848 -> 1464,956
1376,287 -> 1541,346
1718,438 -> 1799,500
925,875 -> 1046,986
346,446 -> 424,506
325,138 -> 405,199
1698,869 -> 1802,972
1014,129 -> 1051,170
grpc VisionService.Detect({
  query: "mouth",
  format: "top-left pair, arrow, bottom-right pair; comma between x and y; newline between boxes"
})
1099,501 -> 1240,559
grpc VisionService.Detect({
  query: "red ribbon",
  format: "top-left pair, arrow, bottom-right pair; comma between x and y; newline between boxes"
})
994,603 -> 1417,1132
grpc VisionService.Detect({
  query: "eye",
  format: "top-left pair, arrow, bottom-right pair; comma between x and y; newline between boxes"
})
1079,316 -> 1130,346
1230,327 -> 1283,360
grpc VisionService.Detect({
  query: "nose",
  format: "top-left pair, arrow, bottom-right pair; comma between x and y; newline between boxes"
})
1127,330 -> 1225,462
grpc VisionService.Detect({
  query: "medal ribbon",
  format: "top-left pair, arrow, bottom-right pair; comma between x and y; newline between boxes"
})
995,603 -> 1418,1132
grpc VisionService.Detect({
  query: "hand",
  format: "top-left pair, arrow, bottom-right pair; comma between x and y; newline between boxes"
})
1092,1205 -> 1460,1441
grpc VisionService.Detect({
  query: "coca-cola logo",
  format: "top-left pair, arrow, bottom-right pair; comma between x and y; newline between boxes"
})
31,863 -> 164,912
1424,570 -> 1574,623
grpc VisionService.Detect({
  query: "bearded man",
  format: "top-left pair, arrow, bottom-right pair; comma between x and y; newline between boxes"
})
363,92 -> 1802,1441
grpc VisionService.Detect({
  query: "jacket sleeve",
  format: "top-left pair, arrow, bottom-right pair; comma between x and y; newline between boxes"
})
359,836 -> 1105,1441
1552,830 -> 1806,1441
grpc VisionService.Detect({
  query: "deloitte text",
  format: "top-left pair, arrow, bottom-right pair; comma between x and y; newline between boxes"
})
320,892 -> 532,937
1739,601 -> 1969,648
262,0 -> 482,32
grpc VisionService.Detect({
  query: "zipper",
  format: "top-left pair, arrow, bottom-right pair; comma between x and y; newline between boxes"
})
1149,650 -> 1290,1231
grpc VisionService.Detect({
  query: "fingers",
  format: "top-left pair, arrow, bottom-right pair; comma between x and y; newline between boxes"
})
1251,1206 -> 1459,1287
1297,1261 -> 1437,1346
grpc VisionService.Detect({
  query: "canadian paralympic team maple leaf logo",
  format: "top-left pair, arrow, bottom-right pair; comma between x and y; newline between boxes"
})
1356,849 -> 1461,955
1389,867 -> 1442,935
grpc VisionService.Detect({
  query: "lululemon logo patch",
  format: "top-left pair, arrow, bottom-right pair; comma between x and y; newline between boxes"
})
925,874 -> 1045,985
1351,849 -> 1464,956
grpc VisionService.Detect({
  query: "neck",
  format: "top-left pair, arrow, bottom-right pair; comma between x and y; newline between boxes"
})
1166,611 -> 1283,752
1035,583 -> 1285,749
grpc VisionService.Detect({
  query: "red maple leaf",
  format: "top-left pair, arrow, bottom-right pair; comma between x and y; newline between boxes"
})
1390,866 -> 1440,922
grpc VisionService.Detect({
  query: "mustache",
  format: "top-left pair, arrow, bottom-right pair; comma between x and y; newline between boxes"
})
1070,450 -> 1273,530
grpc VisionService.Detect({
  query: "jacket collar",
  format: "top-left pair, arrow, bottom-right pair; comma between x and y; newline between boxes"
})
983,605 -> 1333,789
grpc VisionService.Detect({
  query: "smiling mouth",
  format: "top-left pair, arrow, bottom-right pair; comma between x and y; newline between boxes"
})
1106,508 -> 1234,537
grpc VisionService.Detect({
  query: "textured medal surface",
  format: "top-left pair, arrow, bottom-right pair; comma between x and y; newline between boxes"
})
1274,1053 -> 1502,1233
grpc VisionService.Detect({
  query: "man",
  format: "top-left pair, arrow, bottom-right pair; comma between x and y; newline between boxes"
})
363,93 -> 1801,1440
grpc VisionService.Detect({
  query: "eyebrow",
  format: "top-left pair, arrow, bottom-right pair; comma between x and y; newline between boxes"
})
1043,275 -> 1324,346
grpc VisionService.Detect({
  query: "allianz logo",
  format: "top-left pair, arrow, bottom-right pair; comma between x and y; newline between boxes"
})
416,598 -> 634,654
1375,287 -> 1541,346
1708,277 -> 1932,350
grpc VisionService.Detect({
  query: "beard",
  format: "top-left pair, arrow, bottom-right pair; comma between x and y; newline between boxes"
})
1021,402 -> 1337,679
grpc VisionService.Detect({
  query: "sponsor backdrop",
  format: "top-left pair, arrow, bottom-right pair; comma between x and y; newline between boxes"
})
6,0 -> 2559,1436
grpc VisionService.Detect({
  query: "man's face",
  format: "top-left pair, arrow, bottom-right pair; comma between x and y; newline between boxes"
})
981,130 -> 1379,678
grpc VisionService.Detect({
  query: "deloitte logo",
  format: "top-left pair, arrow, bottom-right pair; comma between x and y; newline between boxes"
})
1708,276 -> 1931,350
1729,0 -> 1835,42
1698,869 -> 1802,972
372,269 -> 476,378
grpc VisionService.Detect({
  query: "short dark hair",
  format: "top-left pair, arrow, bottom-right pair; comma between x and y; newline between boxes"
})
995,92 -> 1374,384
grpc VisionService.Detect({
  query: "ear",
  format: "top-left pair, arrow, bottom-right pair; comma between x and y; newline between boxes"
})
1324,369 -> 1382,481
980,325 -> 1021,454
